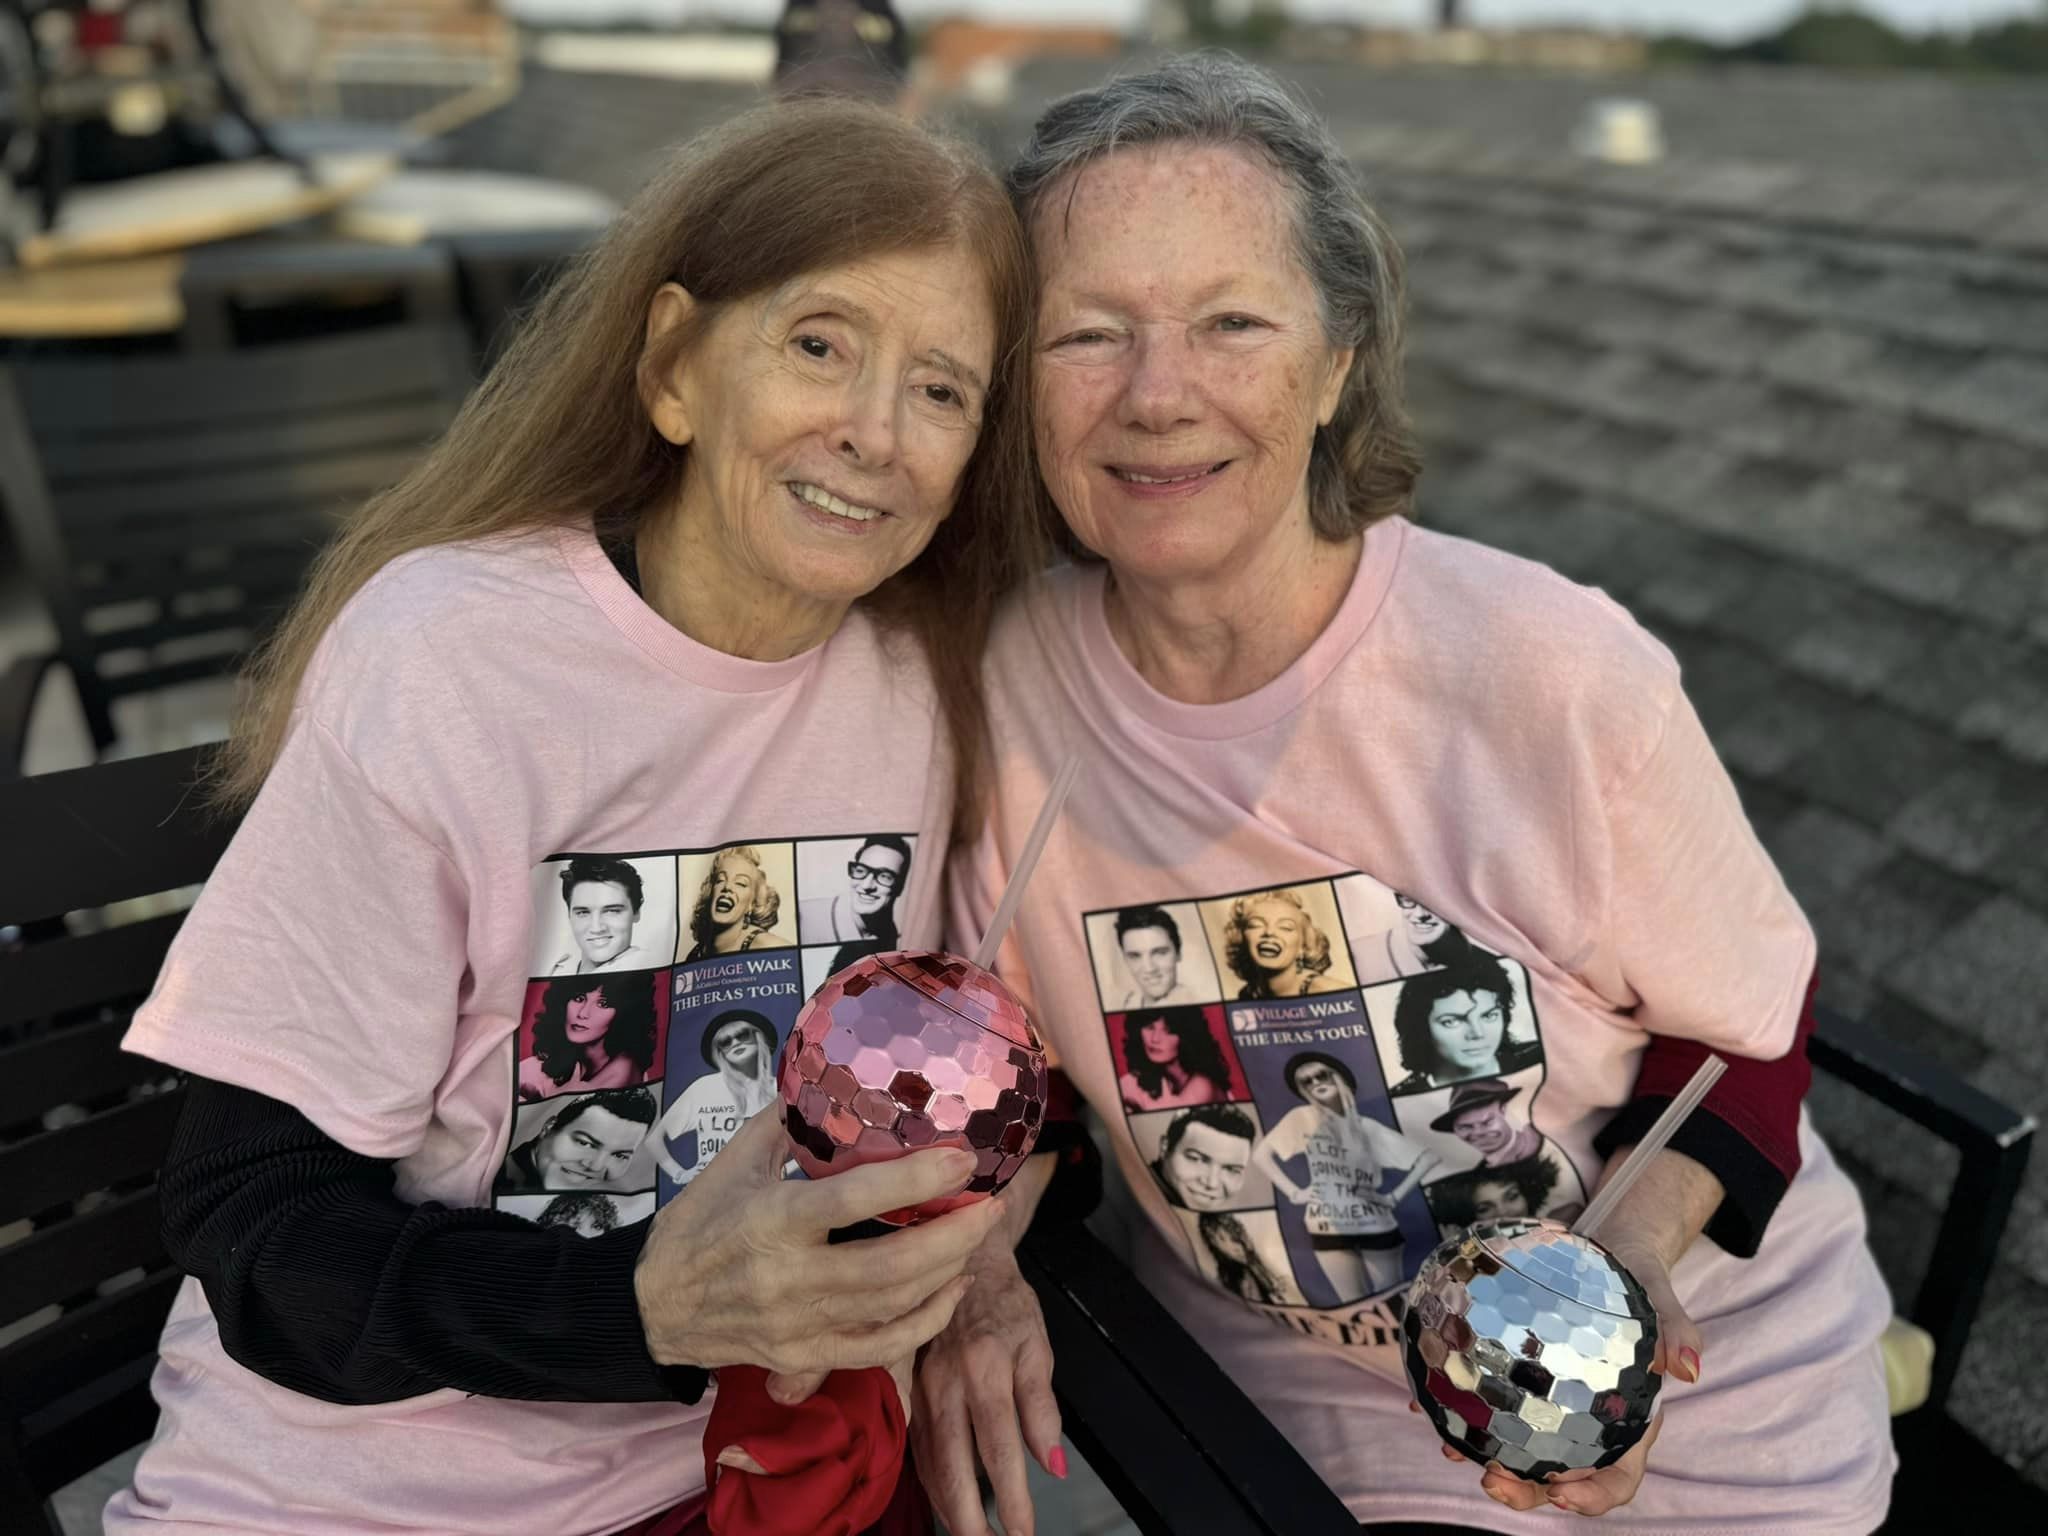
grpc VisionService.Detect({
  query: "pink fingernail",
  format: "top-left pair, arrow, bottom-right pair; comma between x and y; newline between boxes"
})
1680,1346 -> 1702,1381
1047,1446 -> 1068,1480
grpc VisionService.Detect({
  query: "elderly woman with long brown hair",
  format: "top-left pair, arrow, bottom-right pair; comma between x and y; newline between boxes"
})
107,99 -> 1041,1536
926,52 -> 1894,1536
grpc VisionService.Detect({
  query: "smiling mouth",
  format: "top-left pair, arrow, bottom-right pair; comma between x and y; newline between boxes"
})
790,481 -> 887,523
1254,941 -> 1284,959
1108,462 -> 1229,486
713,895 -> 736,915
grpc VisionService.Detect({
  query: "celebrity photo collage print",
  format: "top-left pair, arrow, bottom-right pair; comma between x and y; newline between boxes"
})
492,834 -> 919,1235
1084,872 -> 1587,1346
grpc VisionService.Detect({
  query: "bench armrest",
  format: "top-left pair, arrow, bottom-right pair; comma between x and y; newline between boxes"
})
1017,1220 -> 1358,1536
1809,1005 -> 2037,1413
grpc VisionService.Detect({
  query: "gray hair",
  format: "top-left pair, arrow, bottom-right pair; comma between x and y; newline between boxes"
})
1008,51 -> 1420,540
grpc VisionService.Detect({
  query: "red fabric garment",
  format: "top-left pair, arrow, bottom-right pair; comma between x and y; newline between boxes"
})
1632,969 -> 1819,1183
701,1364 -> 909,1536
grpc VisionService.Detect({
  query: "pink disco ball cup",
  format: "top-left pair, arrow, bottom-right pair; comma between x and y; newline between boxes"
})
778,950 -> 1050,1225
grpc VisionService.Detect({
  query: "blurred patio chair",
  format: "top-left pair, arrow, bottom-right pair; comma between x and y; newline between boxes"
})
0,314 -> 470,772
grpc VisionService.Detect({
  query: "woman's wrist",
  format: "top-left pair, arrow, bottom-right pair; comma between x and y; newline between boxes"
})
988,1152 -> 1056,1253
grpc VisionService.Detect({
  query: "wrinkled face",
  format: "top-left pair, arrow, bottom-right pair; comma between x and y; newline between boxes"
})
659,245 -> 998,611
1450,1101 -> 1515,1156
1472,1179 -> 1529,1223
1030,145 -> 1351,584
1292,1060 -> 1351,1114
847,843 -> 905,916
1161,1122 -> 1250,1212
568,880 -> 636,965
713,1019 -> 765,1076
1139,1014 -> 1182,1066
708,854 -> 761,930
565,987 -> 617,1046
535,1107 -> 642,1188
1241,897 -> 1304,976
1119,924 -> 1180,1002
1428,989 -> 1506,1075
1395,893 -> 1447,944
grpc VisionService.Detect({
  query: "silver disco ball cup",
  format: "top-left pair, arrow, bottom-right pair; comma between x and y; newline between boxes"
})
1403,1217 -> 1661,1481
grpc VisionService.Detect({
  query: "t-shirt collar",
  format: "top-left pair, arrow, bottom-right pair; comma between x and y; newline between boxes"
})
558,523 -> 826,693
1075,516 -> 1406,740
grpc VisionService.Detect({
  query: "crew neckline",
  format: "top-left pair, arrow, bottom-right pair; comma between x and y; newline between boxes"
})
558,524 -> 827,693
1075,516 -> 1406,741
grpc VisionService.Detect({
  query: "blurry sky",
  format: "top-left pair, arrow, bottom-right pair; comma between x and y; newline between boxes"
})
503,0 -> 2044,44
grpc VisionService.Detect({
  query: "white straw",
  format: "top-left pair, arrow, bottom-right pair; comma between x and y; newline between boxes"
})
971,754 -> 1083,970
1573,1054 -> 1729,1241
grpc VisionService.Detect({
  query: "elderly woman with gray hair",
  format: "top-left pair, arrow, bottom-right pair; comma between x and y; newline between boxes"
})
925,52 -> 1892,1536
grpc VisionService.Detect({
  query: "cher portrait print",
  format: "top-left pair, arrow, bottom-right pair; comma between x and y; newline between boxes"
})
1113,1004 -> 1242,1113
515,972 -> 664,1102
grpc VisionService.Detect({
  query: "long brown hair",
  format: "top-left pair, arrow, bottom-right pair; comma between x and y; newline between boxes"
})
216,99 -> 1042,838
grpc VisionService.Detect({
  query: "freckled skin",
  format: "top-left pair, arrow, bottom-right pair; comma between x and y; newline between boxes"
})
1030,146 -> 1351,591
641,246 -> 998,653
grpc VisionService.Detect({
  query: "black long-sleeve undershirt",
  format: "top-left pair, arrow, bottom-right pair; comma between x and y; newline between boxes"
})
159,1076 -> 708,1407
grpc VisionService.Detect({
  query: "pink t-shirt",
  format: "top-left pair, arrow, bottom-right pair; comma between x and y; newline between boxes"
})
111,528 -> 949,1536
954,518 -> 1894,1533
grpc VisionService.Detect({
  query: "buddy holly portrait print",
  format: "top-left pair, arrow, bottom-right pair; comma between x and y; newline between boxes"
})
495,833 -> 919,1225
1083,871 -> 1588,1342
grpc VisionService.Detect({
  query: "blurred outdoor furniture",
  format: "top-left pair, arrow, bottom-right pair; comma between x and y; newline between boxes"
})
10,149 -> 394,268
0,314 -> 470,770
0,249 -> 181,336
0,165 -> 611,344
175,230 -> 458,348
0,1 -> 308,234
0,747 -> 2038,1533
209,0 -> 517,142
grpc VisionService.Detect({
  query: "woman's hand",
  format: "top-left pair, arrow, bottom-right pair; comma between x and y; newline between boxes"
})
911,1224 -> 1062,1536
634,1108 -> 1002,1377
1416,1242 -> 1702,1517
1281,1181 -> 1313,1206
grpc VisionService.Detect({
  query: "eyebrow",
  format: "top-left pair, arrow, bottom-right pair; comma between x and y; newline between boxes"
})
794,288 -> 987,394
1051,273 -> 1271,316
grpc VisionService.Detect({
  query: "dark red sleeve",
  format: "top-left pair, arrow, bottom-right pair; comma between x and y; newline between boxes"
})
1589,971 -> 1817,1258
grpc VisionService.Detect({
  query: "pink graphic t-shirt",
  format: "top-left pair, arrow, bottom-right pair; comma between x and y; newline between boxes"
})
954,519 -> 1895,1534
112,528 -> 949,1536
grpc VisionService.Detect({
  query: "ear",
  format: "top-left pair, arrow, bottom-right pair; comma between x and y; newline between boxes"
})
1317,346 -> 1355,429
641,282 -> 698,447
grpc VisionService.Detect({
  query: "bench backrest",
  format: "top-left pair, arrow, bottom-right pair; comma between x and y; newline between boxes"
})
0,324 -> 470,752
0,746 -> 242,1526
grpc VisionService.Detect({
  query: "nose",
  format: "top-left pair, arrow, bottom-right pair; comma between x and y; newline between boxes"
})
834,372 -> 898,469
1119,329 -> 1198,435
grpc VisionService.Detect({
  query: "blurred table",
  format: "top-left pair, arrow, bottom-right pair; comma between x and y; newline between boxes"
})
0,165 -> 615,343
331,168 -> 618,245
0,254 -> 186,338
